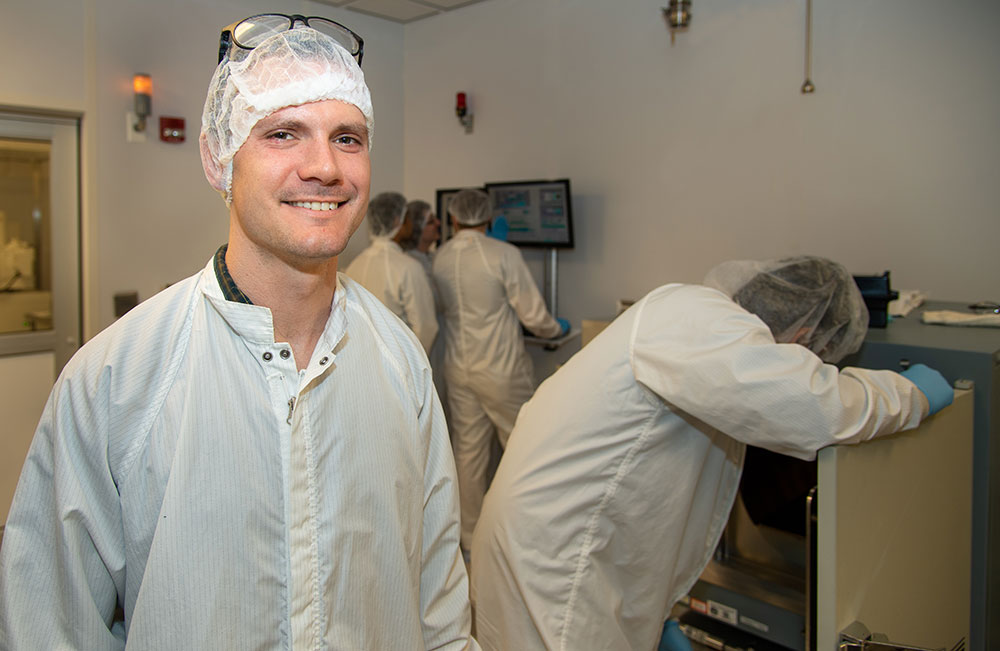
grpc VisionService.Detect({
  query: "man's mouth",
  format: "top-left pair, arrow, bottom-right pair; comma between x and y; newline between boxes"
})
286,200 -> 344,211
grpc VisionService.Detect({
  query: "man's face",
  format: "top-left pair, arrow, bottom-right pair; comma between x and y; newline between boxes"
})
421,212 -> 441,246
229,99 -> 371,267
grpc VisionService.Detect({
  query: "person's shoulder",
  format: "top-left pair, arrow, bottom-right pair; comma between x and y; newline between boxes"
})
340,274 -> 425,351
392,247 -> 427,273
338,273 -> 429,396
66,271 -> 203,371
633,282 -> 767,340
641,283 -> 733,310
435,236 -> 458,253
387,243 -> 414,261
488,237 -> 525,262
478,232 -> 514,250
431,239 -> 458,269
52,269 -> 204,420
344,244 -> 376,271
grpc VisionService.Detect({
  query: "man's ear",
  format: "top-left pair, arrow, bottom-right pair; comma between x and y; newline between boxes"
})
199,133 -> 226,193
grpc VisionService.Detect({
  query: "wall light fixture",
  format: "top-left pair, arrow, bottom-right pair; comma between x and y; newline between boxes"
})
132,73 -> 152,132
663,1 -> 691,45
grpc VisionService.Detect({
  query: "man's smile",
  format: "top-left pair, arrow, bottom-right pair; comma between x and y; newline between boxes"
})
285,200 -> 345,211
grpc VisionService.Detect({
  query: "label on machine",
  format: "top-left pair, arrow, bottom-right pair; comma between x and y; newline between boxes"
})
706,600 -> 739,626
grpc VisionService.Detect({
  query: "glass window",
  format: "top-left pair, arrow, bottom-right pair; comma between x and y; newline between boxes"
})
0,137 -> 52,334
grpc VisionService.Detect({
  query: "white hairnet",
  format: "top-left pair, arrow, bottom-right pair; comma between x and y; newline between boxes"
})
367,192 -> 407,239
200,27 -> 374,204
399,200 -> 432,251
703,256 -> 868,363
448,189 -> 491,226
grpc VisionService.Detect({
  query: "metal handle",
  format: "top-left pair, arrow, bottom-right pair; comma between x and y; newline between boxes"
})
806,486 -> 818,651
839,620 -> 959,651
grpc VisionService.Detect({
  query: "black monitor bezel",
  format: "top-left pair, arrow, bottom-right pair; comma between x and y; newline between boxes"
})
484,178 -> 575,249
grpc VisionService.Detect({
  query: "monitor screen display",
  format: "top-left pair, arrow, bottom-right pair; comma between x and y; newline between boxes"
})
485,179 -> 574,248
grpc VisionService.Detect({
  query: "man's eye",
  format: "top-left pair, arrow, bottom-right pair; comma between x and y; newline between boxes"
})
335,135 -> 364,148
268,131 -> 294,140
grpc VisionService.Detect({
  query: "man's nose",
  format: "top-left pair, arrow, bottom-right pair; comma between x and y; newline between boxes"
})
298,140 -> 342,185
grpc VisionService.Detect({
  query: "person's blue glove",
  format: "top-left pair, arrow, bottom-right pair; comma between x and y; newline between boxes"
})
658,619 -> 692,651
557,317 -> 570,337
901,363 -> 953,416
487,216 -> 508,241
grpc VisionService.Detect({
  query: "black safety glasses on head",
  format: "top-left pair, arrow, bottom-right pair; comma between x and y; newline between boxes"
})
217,13 -> 364,65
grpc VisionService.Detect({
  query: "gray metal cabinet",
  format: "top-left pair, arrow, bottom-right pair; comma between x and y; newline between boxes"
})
845,302 -> 1000,650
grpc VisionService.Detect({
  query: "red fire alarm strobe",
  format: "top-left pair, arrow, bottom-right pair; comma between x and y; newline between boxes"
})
159,117 -> 185,143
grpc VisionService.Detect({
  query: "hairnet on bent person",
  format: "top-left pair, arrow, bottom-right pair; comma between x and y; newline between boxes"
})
399,200 -> 432,251
448,189 -> 491,226
200,27 -> 374,204
367,192 -> 407,239
703,256 -> 868,363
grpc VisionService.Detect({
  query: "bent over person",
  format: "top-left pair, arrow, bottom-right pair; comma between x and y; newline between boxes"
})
470,256 -> 952,651
0,16 -> 476,650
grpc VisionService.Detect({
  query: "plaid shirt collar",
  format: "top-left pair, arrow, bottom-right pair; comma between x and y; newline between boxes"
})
213,244 -> 254,305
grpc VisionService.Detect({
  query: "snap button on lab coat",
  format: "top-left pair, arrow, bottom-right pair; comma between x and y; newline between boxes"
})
262,352 -> 272,361
320,356 -> 329,365
280,349 -> 291,359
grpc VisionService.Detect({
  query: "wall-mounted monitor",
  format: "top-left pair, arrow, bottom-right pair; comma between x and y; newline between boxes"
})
484,179 -> 574,249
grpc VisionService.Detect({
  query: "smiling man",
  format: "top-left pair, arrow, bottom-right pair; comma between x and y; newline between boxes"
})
0,17 -> 476,650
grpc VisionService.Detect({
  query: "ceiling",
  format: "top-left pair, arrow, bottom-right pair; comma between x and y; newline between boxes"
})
316,0 -> 493,24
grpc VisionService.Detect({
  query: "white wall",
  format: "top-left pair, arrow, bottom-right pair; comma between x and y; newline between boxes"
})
402,0 -> 1000,334
2,0 -> 405,338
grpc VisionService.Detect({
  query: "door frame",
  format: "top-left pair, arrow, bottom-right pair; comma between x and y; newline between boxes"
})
0,106 -> 82,372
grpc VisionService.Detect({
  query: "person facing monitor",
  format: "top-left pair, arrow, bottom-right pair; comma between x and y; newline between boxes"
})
432,188 -> 569,551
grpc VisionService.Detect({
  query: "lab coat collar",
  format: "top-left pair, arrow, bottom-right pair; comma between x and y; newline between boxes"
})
198,257 -> 349,364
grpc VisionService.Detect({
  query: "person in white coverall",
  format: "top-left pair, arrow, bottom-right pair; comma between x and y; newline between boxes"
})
432,188 -> 570,550
0,17 -> 477,650
346,191 -> 438,353
470,256 -> 953,651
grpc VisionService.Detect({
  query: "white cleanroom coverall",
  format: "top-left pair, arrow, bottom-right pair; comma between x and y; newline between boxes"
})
432,229 -> 561,548
471,283 -> 930,651
408,248 -> 434,283
345,237 -> 439,354
0,256 -> 476,651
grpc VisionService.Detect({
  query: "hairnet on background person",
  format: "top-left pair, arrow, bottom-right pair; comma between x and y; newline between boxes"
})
367,192 -> 408,239
703,256 -> 869,363
448,189 -> 491,226
399,200 -> 432,251
200,27 -> 374,204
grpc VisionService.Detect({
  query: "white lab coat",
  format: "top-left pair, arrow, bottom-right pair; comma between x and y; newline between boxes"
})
345,238 -> 438,353
432,230 -> 560,547
407,248 -> 434,282
0,257 -> 477,651
407,247 -> 449,416
470,284 -> 929,651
